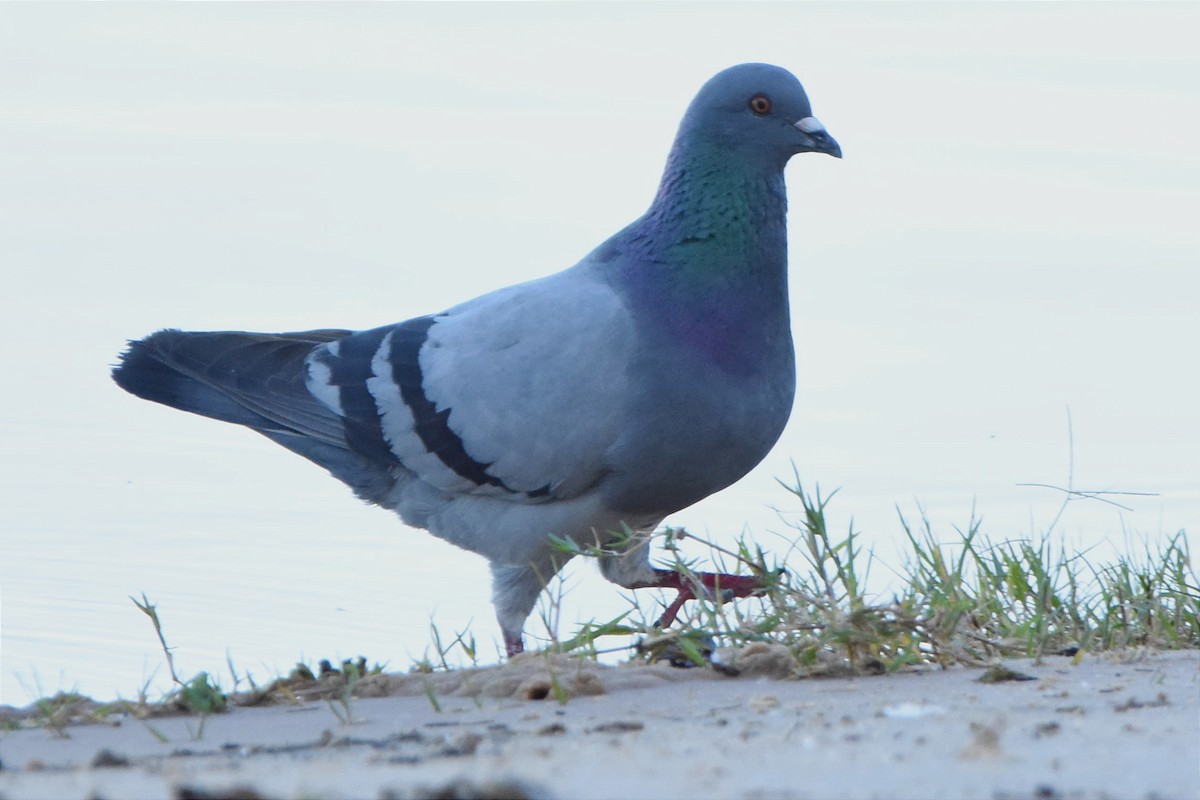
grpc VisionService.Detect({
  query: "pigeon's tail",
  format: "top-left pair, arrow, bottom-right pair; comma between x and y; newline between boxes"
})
113,328 -> 397,502
113,328 -> 347,428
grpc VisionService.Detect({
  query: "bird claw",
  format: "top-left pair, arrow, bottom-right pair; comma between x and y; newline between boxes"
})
651,569 -> 774,629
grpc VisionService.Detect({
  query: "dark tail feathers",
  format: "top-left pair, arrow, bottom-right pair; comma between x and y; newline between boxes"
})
112,328 -> 349,431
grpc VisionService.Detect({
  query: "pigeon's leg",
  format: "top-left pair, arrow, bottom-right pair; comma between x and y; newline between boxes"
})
643,569 -> 765,628
598,535 -> 766,629
503,631 -> 524,658
489,552 -> 572,658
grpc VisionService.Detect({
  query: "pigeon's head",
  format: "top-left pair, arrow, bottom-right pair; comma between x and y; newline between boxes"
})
679,63 -> 841,165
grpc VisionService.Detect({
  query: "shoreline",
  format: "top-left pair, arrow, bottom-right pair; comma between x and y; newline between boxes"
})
2,648 -> 1197,800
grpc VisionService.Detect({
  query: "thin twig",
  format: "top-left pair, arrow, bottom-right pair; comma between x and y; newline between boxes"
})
1045,406 -> 1075,534
130,593 -> 183,687
1016,483 -> 1157,513
671,529 -> 763,573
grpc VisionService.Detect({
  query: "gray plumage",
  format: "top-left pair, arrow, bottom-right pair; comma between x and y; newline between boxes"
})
113,63 -> 841,655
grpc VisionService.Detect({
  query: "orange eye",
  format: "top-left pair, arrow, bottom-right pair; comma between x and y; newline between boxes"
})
749,95 -> 772,115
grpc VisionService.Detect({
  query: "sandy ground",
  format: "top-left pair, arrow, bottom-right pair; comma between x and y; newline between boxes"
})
1,648 -> 1196,800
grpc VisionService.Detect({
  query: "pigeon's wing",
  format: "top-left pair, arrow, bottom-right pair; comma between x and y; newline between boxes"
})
307,269 -> 635,502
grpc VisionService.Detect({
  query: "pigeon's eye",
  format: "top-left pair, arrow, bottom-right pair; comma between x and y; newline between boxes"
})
749,95 -> 772,116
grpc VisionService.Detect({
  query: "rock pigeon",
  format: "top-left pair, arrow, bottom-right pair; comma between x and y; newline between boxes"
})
112,63 -> 841,656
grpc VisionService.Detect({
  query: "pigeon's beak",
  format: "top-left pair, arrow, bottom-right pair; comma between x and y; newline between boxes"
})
793,116 -> 842,158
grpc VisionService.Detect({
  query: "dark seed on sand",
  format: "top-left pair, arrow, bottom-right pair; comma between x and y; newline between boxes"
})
979,665 -> 1037,683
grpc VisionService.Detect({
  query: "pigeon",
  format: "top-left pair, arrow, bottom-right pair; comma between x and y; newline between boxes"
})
113,63 -> 841,656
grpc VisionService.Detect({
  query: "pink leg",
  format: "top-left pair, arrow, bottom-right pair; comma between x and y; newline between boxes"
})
640,569 -> 767,629
502,569 -> 769,655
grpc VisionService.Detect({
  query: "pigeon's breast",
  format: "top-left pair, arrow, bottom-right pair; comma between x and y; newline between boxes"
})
601,325 -> 795,517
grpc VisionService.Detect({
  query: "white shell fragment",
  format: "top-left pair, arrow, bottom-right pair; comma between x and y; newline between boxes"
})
881,702 -> 947,719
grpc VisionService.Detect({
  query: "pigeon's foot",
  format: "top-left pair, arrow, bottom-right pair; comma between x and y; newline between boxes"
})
649,569 -> 768,629
504,633 -> 525,658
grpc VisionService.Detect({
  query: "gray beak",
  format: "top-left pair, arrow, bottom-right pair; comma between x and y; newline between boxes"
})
794,116 -> 842,158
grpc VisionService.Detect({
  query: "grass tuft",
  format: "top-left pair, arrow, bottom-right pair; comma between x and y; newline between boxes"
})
549,478 -> 1198,672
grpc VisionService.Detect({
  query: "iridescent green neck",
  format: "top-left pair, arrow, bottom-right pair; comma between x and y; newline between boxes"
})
606,139 -> 792,373
644,140 -> 789,278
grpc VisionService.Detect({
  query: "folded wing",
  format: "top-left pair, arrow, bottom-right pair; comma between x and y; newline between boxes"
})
307,269 -> 636,504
